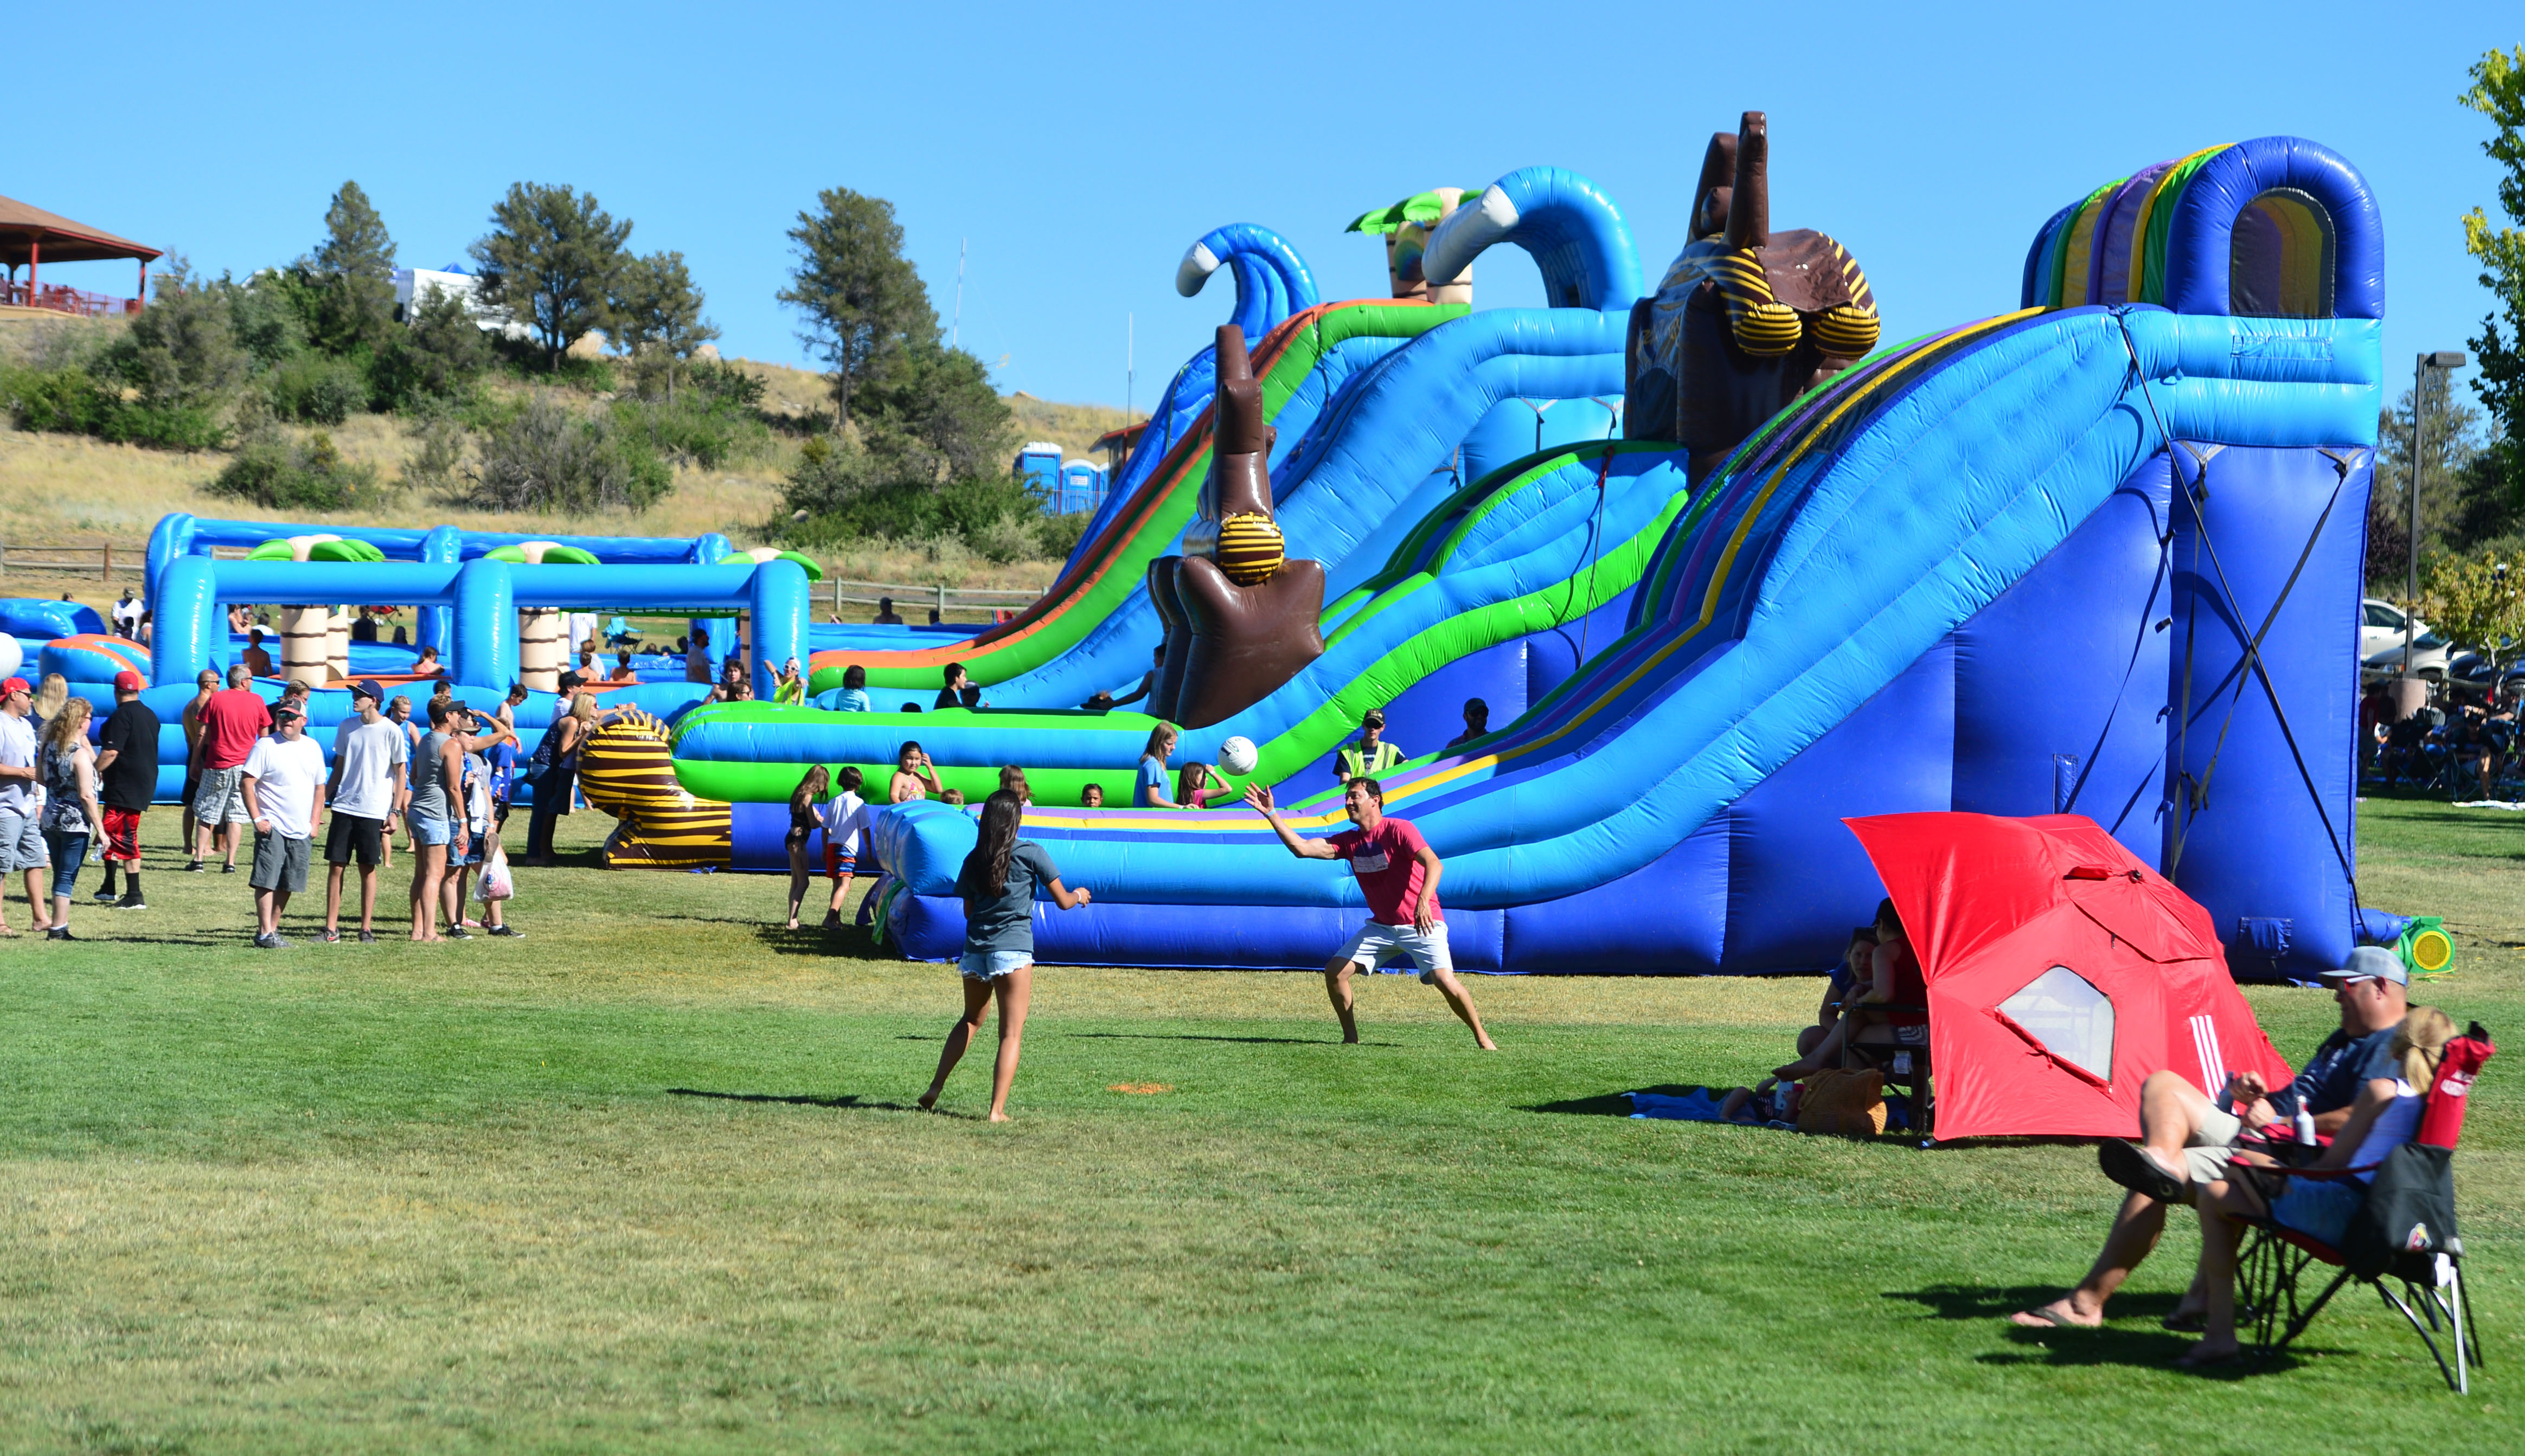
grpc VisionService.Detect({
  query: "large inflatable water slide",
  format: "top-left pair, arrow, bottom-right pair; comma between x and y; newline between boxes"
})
788,123 -> 2386,980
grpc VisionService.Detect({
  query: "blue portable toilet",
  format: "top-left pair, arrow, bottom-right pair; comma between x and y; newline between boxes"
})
1058,459 -> 1107,516
1014,442 -> 1062,501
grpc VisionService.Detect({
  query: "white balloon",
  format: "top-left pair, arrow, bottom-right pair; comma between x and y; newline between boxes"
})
1218,735 -> 1258,777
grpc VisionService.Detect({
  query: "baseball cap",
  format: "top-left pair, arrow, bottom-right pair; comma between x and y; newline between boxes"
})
0,677 -> 28,698
112,670 -> 143,692
270,703 -> 304,723
351,678 -> 383,702
1362,708 -> 1386,727
2319,945 -> 2408,988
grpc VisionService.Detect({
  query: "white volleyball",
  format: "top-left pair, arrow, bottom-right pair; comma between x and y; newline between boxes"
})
1218,735 -> 1259,776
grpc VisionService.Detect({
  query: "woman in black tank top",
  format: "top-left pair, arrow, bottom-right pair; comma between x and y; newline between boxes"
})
783,766 -> 829,929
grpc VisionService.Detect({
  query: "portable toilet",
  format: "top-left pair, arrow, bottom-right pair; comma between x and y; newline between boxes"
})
1057,459 -> 1107,515
1014,442 -> 1063,499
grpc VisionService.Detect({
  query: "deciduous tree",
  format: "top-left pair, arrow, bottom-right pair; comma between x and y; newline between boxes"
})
2463,46 -> 2525,507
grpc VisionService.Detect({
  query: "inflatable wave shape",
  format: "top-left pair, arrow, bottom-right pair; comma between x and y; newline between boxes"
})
1175,223 -> 1319,345
1421,165 -> 1642,314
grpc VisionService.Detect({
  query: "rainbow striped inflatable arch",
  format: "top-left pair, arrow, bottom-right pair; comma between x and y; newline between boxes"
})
2020,136 -> 2381,320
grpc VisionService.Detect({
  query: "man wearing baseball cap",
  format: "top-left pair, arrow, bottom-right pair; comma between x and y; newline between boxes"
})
0,676 -> 48,935
2011,943 -> 2411,1333
241,703 -> 326,948
89,671 -> 160,910
322,679 -> 406,943
1335,707 -> 1405,785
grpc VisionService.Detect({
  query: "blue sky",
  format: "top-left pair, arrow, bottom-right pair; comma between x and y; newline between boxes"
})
15,3 -> 2517,421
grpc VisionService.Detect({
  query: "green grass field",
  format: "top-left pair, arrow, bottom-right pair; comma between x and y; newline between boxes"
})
1,800 -> 2520,1452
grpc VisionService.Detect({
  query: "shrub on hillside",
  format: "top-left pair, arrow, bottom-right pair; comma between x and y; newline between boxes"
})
209,429 -> 392,510
611,389 -> 771,470
459,394 -> 671,514
370,290 -> 493,411
780,435 -> 1049,562
1,362 -> 230,450
1034,507 -> 1093,561
262,352 -> 367,425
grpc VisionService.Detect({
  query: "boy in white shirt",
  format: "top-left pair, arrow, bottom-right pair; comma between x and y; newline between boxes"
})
820,766 -> 875,929
242,706 -> 328,948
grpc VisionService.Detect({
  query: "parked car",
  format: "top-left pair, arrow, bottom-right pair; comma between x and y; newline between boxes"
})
2364,630 -> 2451,680
2360,597 -> 2431,659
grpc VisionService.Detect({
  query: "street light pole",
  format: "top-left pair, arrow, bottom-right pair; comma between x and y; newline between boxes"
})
2406,350 -> 2470,686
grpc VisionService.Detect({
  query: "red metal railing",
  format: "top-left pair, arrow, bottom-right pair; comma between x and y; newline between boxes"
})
1,282 -> 140,316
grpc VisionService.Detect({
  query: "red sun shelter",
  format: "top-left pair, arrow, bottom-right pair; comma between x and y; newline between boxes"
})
0,193 -> 161,316
1845,812 -> 2293,1143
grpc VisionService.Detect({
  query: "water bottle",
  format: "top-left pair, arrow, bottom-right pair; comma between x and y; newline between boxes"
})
2294,1105 -> 2317,1146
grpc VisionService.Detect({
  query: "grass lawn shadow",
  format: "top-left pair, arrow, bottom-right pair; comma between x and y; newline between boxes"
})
1883,1284 -> 2323,1377
665,1088 -> 922,1113
1063,1030 -> 1383,1047
1524,1083 -> 1712,1116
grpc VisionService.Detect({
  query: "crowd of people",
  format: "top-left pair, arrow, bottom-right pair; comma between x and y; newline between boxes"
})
0,650 -> 663,945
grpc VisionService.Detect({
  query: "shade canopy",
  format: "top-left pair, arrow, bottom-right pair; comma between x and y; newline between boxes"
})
0,193 -> 162,270
1846,811 -> 2295,1141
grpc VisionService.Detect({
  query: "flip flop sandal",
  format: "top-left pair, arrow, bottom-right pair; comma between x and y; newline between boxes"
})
2161,1310 -> 2208,1332
2010,1306 -> 2073,1329
2099,1140 -> 2189,1203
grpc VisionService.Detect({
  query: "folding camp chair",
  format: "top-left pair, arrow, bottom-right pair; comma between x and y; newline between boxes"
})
2233,1022 -> 2495,1391
1840,1003 -> 1933,1138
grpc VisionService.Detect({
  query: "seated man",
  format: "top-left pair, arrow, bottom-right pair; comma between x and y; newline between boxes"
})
241,628 -> 275,678
2009,945 -> 2409,1331
2180,1004 -> 2453,1367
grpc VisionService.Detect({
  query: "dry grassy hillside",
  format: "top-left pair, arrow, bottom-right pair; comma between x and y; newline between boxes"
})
2,323 -> 1130,600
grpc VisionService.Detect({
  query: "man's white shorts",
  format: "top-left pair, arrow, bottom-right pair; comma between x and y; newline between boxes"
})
1336,920 -> 1453,979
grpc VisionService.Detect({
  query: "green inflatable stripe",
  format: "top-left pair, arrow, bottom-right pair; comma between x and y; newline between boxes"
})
2137,147 -> 2229,306
678,446 -> 1693,803
835,301 -> 1467,692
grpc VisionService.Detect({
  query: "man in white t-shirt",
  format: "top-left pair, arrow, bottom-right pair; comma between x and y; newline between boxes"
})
323,679 -> 408,943
112,589 -> 144,640
241,705 -> 328,949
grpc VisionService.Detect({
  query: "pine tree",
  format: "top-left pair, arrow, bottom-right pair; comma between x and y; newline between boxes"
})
313,181 -> 396,279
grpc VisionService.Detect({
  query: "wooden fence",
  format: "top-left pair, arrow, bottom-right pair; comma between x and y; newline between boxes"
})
0,543 -> 147,580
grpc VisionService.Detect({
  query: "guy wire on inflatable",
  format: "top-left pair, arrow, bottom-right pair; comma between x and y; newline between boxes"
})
25,115 -> 2426,979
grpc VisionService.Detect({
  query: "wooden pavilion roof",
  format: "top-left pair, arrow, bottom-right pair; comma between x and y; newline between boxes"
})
0,193 -> 162,269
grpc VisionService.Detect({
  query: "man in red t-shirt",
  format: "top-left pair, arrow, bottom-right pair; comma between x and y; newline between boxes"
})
1246,777 -> 1495,1049
190,663 -> 273,873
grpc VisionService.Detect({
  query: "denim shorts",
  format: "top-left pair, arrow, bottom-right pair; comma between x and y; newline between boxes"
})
959,950 -> 1033,980
2270,1175 -> 2366,1249
408,814 -> 454,847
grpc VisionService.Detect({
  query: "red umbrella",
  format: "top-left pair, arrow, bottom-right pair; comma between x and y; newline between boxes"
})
1844,812 -> 2293,1141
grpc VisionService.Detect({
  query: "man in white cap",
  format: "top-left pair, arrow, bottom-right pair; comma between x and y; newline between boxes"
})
2010,944 -> 2409,1332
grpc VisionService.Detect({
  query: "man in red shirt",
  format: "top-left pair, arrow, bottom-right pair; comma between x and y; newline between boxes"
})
1246,777 -> 1496,1049
190,663 -> 272,874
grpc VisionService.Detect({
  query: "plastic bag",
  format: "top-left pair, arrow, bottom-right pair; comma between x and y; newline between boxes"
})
477,848 -> 515,902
